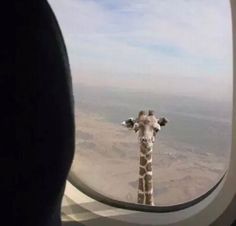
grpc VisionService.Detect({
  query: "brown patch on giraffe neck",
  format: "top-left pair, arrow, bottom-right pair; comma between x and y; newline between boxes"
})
146,162 -> 152,172
138,193 -> 145,204
139,167 -> 146,176
144,174 -> 152,181
138,178 -> 144,191
146,153 -> 151,160
145,194 -> 154,205
145,180 -> 152,192
140,156 -> 147,166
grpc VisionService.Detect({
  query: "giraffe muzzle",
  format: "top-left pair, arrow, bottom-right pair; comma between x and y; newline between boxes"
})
140,137 -> 154,148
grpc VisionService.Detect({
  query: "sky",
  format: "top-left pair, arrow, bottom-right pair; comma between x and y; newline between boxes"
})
48,0 -> 232,101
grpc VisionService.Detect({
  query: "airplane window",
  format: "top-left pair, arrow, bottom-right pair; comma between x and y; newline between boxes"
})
48,0 -> 232,207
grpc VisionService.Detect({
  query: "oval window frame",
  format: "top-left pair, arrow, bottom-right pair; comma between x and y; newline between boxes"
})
62,0 -> 236,225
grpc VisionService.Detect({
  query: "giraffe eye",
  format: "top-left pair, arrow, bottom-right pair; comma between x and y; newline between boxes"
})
153,129 -> 158,135
133,122 -> 139,132
154,124 -> 161,133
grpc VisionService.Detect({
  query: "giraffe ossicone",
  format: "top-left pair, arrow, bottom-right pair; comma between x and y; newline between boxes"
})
122,110 -> 168,206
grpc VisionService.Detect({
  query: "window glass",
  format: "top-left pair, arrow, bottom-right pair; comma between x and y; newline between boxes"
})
49,0 -> 232,206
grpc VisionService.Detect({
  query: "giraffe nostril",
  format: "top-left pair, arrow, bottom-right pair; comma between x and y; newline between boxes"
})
141,137 -> 148,142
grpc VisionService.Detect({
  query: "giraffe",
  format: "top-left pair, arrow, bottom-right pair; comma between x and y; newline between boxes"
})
122,110 -> 168,205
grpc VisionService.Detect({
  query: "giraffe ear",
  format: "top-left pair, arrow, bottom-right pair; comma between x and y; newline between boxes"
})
121,117 -> 135,129
158,117 -> 168,126
138,110 -> 146,119
148,110 -> 154,116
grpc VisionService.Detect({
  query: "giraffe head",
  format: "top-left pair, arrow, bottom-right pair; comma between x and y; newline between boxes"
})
122,110 -> 168,149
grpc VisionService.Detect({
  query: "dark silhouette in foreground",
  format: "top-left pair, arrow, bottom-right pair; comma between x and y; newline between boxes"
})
2,1 -> 75,225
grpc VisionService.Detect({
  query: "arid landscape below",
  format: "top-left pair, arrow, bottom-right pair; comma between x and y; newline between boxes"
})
70,85 -> 231,206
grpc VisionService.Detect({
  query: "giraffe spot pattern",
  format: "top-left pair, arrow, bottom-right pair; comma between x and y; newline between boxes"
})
144,174 -> 152,181
138,143 -> 154,205
140,147 -> 146,155
140,146 -> 152,155
138,193 -> 145,204
138,178 -> 144,191
139,167 -> 146,176
146,154 -> 151,160
145,194 -> 154,205
145,181 -> 153,191
140,156 -> 147,166
146,162 -> 152,171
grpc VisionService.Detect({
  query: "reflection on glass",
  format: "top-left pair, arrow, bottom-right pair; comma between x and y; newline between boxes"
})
49,0 -> 232,206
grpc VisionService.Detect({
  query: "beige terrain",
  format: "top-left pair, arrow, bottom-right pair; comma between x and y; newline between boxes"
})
70,110 -> 228,206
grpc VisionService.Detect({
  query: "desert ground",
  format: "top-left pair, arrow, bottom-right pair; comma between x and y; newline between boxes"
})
70,110 -> 228,206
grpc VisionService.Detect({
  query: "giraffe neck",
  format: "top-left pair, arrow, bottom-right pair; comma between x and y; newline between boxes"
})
137,144 -> 154,206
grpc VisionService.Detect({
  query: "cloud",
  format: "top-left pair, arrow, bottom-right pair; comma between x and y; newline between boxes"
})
48,0 -> 232,100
